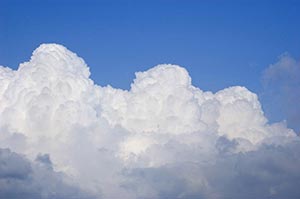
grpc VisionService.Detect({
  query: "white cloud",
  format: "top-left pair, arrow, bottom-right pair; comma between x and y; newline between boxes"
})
0,44 -> 299,198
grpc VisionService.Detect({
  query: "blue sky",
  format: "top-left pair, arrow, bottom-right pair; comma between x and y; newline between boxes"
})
1,0 -> 299,92
0,0 -> 299,109
1,1 -> 300,197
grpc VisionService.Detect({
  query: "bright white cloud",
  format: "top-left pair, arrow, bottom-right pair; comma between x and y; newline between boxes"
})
0,44 -> 299,198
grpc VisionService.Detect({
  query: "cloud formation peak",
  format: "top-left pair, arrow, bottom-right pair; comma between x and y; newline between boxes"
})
0,44 -> 299,198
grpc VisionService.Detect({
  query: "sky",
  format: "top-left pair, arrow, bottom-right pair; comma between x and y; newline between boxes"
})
1,1 -> 300,198
1,0 -> 300,92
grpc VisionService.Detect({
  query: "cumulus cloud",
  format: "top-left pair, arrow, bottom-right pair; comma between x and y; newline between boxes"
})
0,148 -> 96,199
0,44 -> 299,198
262,53 -> 300,133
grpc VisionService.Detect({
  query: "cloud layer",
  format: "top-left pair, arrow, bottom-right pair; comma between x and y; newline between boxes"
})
0,44 -> 299,198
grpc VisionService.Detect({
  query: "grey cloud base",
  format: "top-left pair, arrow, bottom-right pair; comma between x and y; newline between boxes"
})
0,148 -> 96,199
0,44 -> 299,198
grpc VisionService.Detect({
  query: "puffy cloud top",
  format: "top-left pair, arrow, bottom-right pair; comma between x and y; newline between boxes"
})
0,44 -> 299,199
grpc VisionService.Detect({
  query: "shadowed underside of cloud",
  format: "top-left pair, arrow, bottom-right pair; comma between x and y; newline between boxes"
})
0,148 -> 96,199
0,44 -> 299,199
124,142 -> 300,199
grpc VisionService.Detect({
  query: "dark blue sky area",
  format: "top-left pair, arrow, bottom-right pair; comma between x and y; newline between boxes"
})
1,0 -> 300,93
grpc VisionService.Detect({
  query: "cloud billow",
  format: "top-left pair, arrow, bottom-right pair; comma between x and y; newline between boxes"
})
0,148 -> 96,199
0,44 -> 299,199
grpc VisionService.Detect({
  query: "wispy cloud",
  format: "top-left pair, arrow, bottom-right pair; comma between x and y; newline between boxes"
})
262,53 -> 300,133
